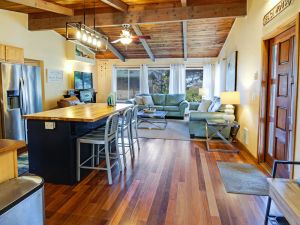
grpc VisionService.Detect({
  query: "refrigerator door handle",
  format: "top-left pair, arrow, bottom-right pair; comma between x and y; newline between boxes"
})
19,76 -> 26,115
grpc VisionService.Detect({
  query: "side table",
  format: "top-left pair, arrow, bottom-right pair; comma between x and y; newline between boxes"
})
265,178 -> 300,225
205,119 -> 239,153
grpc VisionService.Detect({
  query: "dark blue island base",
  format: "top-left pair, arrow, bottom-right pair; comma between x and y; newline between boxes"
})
27,118 -> 106,185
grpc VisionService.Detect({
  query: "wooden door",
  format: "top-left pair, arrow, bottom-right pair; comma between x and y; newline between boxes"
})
265,27 -> 295,178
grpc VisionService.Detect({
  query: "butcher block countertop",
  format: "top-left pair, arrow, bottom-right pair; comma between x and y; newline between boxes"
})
0,139 -> 26,154
23,103 -> 132,122
0,139 -> 26,183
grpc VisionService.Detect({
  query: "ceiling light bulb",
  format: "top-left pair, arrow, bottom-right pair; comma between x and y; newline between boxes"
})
82,32 -> 88,42
120,37 -> 132,45
97,40 -> 101,48
76,30 -> 81,40
122,30 -> 130,37
88,35 -> 92,44
92,38 -> 97,46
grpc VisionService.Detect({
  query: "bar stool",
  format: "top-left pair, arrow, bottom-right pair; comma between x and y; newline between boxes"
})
76,113 -> 122,185
118,107 -> 134,168
130,105 -> 140,152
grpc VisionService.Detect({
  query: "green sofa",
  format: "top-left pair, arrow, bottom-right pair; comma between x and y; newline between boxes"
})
189,100 -> 231,139
127,94 -> 188,119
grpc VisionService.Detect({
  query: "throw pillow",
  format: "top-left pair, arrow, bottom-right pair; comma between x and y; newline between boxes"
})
208,97 -> 220,112
135,96 -> 144,105
142,96 -> 154,106
209,101 -> 221,112
197,100 -> 212,112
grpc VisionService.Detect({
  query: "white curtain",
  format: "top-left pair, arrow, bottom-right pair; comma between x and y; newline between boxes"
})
203,64 -> 215,99
140,64 -> 149,94
214,59 -> 226,97
169,64 -> 186,94
220,59 -> 227,93
111,65 -> 117,93
214,62 -> 221,96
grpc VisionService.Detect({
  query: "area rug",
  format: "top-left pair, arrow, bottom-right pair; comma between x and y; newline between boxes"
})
217,162 -> 269,196
18,152 -> 29,175
138,119 -> 191,141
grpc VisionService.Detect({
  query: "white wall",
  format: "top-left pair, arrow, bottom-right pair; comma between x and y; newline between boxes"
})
96,58 -> 216,102
218,0 -> 300,177
0,10 -> 95,109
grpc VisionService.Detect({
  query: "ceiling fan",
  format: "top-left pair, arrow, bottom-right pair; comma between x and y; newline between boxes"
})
111,24 -> 151,46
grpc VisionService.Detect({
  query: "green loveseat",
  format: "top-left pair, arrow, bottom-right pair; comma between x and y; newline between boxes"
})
127,94 -> 188,119
189,101 -> 231,139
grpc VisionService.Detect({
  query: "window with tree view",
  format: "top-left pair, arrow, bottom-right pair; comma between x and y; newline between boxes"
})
116,69 -> 140,101
185,69 -> 203,102
148,69 -> 170,94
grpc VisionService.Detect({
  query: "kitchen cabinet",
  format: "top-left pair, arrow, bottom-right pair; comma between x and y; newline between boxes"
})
0,44 -> 5,61
5,45 -> 24,63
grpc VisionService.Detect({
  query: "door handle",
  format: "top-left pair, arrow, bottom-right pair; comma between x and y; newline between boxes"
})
19,77 -> 26,115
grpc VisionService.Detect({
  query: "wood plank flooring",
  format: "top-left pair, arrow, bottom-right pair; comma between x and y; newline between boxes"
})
44,139 -> 274,225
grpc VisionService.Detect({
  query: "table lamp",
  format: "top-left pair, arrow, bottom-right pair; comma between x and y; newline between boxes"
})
220,91 -> 240,123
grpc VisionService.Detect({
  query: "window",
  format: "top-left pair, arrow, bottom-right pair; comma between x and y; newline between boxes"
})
116,69 -> 140,101
185,68 -> 203,102
148,68 -> 170,94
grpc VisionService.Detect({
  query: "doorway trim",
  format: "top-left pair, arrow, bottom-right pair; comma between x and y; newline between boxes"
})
258,13 -> 300,178
257,12 -> 300,177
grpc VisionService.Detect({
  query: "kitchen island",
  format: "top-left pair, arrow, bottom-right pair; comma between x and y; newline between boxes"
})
23,103 -> 131,185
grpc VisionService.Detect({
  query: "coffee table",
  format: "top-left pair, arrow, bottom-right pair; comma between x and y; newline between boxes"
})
137,110 -> 168,130
205,118 -> 239,153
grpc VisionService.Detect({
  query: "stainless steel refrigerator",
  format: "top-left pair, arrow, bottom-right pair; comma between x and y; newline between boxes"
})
0,63 -> 42,141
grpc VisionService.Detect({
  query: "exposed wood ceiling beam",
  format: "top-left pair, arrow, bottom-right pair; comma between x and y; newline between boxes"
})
131,25 -> 155,62
182,21 -> 188,61
181,0 -> 187,7
100,0 -> 128,12
5,0 -> 74,16
28,2 -> 246,30
106,42 -> 125,62
97,28 -> 125,61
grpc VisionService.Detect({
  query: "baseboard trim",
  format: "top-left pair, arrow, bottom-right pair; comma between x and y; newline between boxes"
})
235,140 -> 258,162
234,140 -> 271,176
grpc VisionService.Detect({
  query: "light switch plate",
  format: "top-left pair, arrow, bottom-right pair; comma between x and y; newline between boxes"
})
45,122 -> 55,130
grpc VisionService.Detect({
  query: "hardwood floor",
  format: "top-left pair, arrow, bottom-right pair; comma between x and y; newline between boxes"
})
44,139 -> 274,225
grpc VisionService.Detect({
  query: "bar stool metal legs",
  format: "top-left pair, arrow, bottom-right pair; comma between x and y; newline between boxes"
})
76,139 -> 81,182
104,139 -> 112,184
120,125 -> 127,167
76,113 -> 121,185
118,108 -> 134,168
131,105 -> 140,152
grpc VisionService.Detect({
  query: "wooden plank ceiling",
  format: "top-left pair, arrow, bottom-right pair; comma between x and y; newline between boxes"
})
0,0 -> 245,60
96,18 -> 234,59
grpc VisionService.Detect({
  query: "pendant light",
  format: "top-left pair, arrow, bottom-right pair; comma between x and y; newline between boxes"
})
65,0 -> 108,51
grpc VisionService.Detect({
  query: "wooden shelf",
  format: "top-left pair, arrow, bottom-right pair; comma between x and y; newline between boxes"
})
66,41 -> 95,64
